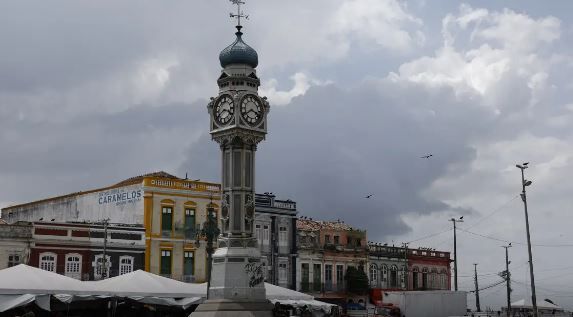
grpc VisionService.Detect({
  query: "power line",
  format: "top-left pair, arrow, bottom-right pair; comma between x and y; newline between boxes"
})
463,195 -> 520,230
406,227 -> 451,244
459,228 -> 573,247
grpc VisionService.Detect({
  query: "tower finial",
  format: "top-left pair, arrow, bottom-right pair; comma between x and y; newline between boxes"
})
229,0 -> 249,31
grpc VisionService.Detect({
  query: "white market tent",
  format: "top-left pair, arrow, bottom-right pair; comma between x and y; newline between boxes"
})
0,265 -> 336,313
0,264 -> 88,295
89,270 -> 205,298
510,298 -> 563,311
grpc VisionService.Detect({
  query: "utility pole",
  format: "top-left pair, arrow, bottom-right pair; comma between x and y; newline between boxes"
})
102,218 -> 110,279
473,263 -> 481,312
449,217 -> 463,291
516,162 -> 537,317
502,244 -> 512,317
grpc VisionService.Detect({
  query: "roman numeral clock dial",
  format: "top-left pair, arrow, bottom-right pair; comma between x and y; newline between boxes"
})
214,95 -> 234,126
240,95 -> 262,125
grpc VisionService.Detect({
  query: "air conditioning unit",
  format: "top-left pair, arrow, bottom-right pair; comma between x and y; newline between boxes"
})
182,275 -> 195,283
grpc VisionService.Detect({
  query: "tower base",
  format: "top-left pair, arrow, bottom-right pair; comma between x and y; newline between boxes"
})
190,299 -> 274,317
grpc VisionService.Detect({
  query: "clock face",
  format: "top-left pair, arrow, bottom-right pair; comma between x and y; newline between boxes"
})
214,95 -> 234,125
240,95 -> 263,125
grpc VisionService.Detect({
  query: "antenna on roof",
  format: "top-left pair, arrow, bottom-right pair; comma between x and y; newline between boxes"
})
185,172 -> 188,180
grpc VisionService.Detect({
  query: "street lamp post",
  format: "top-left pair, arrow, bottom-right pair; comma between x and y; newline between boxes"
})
516,162 -> 537,317
449,217 -> 463,291
202,205 -> 220,299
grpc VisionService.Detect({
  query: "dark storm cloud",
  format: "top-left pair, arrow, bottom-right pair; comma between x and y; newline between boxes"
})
0,101 -> 207,202
181,80 -> 494,240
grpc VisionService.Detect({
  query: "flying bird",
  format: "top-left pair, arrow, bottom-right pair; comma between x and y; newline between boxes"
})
365,194 -> 373,199
421,154 -> 433,159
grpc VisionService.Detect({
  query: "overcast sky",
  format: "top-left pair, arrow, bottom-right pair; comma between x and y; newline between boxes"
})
1,0 -> 573,310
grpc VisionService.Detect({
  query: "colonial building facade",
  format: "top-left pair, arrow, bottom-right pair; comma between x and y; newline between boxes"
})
407,247 -> 451,290
368,243 -> 408,290
254,193 -> 297,289
368,242 -> 451,301
0,221 -> 31,270
0,171 -> 221,282
29,221 -> 145,280
296,218 -> 368,298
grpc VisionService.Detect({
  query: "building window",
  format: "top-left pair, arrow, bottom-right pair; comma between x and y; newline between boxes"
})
431,269 -> 438,289
263,225 -> 270,245
422,267 -> 428,289
161,250 -> 172,276
65,254 -> 82,279
185,208 -> 196,239
390,265 -> 398,288
334,235 -> 340,245
93,255 -> 111,279
324,234 -> 331,244
440,269 -> 448,290
184,251 -> 194,276
301,263 -> 310,291
381,265 -> 388,288
313,264 -> 322,292
412,267 -> 419,289
39,252 -> 57,272
278,226 -> 288,247
119,256 -> 134,275
369,264 -> 378,287
279,263 -> 288,283
255,224 -> 262,246
8,254 -> 21,267
324,264 -> 333,291
336,264 -> 344,289
162,206 -> 173,232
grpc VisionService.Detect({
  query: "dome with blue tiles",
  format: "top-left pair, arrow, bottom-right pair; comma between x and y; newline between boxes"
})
219,26 -> 258,68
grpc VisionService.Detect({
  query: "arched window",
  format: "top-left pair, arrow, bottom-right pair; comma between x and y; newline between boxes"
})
119,256 -> 134,275
390,265 -> 398,288
422,267 -> 428,289
39,252 -> 57,272
412,267 -> 419,289
65,253 -> 82,279
381,265 -> 388,288
369,264 -> 378,287
440,269 -> 448,289
430,268 -> 438,289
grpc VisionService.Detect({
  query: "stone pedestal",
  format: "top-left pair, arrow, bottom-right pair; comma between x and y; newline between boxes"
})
191,237 -> 273,317
191,299 -> 274,317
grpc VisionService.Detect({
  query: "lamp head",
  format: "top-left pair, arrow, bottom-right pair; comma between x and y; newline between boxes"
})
524,180 -> 532,186
516,164 -> 523,169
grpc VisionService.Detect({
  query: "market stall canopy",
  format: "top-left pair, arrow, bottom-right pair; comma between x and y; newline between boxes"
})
89,270 -> 205,298
510,298 -> 563,310
0,264 -> 88,295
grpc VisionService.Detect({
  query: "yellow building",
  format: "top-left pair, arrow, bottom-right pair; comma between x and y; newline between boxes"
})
1,171 -> 221,282
142,175 -> 220,282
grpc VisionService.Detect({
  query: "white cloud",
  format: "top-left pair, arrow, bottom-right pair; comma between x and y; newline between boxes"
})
259,72 -> 332,106
389,4 -> 561,113
332,0 -> 424,52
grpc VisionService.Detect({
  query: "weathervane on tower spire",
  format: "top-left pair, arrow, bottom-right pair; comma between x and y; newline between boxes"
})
229,0 -> 249,29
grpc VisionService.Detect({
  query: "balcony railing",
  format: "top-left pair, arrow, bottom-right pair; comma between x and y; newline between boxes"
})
299,282 -> 346,293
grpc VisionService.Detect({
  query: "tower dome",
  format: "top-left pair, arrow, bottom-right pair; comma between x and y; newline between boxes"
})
219,26 -> 258,68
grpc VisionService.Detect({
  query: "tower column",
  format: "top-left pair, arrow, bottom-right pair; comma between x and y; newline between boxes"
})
193,1 -> 273,315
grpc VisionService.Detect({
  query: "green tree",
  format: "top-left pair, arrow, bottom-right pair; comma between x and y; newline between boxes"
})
345,265 -> 369,295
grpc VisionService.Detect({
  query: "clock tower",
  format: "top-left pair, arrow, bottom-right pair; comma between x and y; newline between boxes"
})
194,1 -> 273,316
